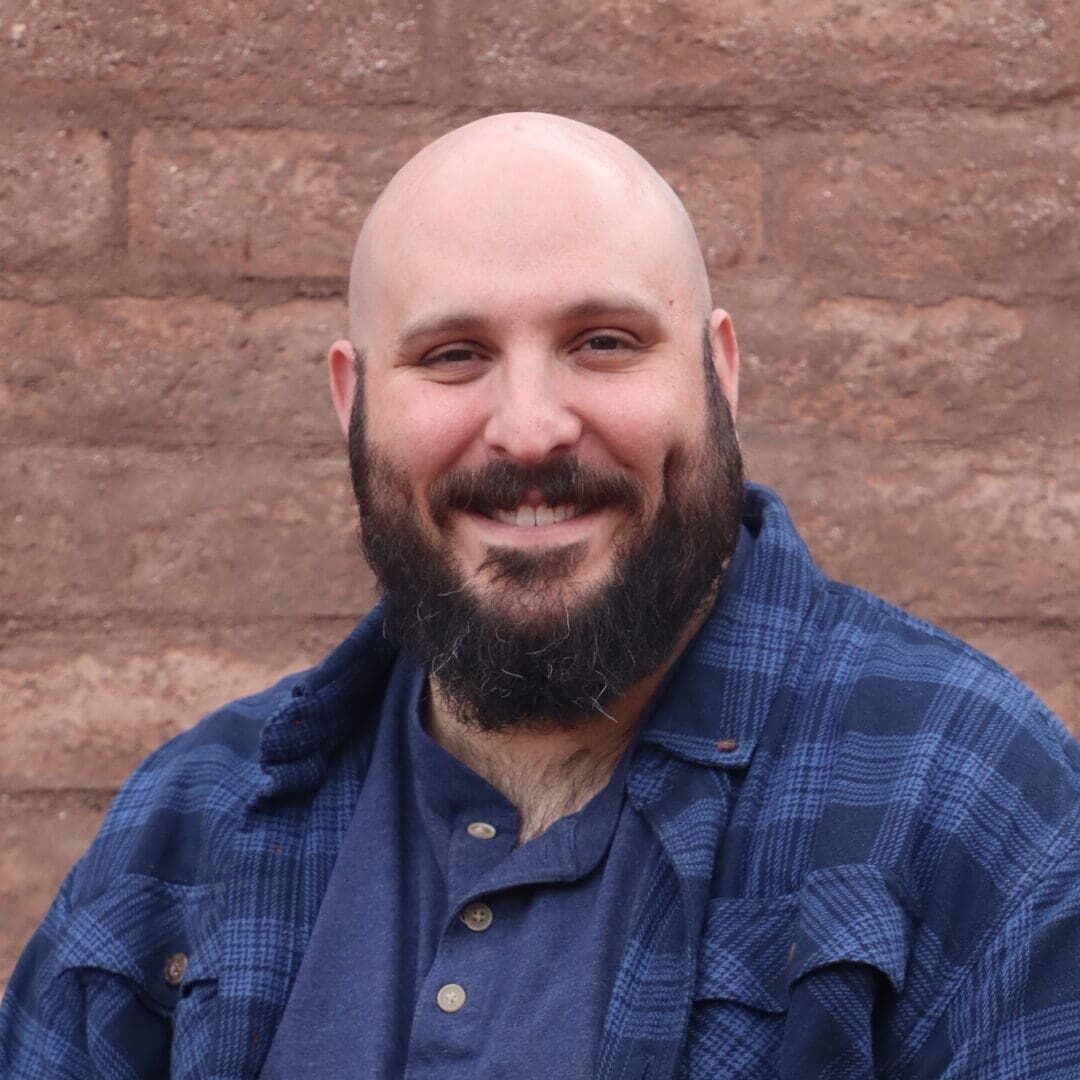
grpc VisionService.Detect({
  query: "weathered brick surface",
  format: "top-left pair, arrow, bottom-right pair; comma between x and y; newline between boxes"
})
0,299 -> 345,445
0,448 -> 376,618
771,121 -> 1080,297
3,0 -> 1078,989
746,433 -> 1079,624
129,125 -> 428,280
0,793 -> 110,994
0,0 -> 424,104
0,621 -> 356,791
455,0 -> 1080,114
0,129 -> 113,269
738,297 -> 1080,444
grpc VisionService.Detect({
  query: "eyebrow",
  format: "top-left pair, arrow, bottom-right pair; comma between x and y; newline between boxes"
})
395,294 -> 665,351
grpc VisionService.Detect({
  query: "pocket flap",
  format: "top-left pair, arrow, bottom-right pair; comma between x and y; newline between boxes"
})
790,864 -> 914,994
695,894 -> 798,1013
695,864 -> 914,1012
57,873 -> 219,1008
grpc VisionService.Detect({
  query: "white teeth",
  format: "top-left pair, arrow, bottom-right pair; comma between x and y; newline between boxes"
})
488,503 -> 580,527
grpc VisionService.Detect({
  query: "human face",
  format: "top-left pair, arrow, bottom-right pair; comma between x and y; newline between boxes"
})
346,335 -> 743,731
336,169 -> 737,621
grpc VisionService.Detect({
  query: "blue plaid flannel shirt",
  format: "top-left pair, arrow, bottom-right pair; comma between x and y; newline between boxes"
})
3,484 -> 1079,1079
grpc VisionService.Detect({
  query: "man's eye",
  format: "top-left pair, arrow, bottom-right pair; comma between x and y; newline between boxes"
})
582,335 -> 626,351
423,347 -> 480,366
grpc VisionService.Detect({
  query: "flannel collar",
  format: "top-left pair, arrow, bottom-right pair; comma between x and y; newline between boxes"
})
636,483 -> 824,771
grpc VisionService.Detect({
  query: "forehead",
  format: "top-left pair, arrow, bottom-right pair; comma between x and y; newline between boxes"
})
357,144 -> 699,349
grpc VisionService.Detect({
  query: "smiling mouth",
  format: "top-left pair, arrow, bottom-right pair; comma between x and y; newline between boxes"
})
481,503 -> 589,528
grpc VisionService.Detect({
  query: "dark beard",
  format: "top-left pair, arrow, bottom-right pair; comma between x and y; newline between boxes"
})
348,344 -> 744,732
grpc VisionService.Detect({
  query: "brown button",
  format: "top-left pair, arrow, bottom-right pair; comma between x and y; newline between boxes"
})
437,982 -> 467,1013
163,952 -> 188,986
460,902 -> 494,932
467,821 -> 497,840
716,739 -> 739,753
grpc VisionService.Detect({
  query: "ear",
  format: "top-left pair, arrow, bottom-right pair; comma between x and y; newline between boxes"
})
328,339 -> 358,439
707,308 -> 739,420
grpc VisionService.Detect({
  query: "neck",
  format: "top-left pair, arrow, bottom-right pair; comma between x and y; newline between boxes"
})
423,604 -> 711,842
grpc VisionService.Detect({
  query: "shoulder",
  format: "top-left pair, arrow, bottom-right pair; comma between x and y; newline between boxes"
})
751,578 -> 1080,1053
804,592 -> 1080,1068
792,578 -> 1080,913
69,669 -> 308,903
812,578 -> 1077,782
63,609 -> 395,905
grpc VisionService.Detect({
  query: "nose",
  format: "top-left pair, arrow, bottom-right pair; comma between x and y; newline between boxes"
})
482,356 -> 583,464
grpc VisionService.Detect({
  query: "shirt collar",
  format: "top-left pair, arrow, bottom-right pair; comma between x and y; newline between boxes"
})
636,484 -> 824,771
257,607 -> 397,796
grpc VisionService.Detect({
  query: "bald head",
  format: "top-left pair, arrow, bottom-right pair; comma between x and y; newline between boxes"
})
347,113 -> 712,347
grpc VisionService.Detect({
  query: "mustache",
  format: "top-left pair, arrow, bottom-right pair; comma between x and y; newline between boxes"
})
428,458 -> 645,524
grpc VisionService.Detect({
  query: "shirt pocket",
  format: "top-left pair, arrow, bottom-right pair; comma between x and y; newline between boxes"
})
55,873 -> 221,1078
685,865 -> 914,1080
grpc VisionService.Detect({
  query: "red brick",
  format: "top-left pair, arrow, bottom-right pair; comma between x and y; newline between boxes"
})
454,0 -> 1080,114
737,297 -> 1079,444
745,433 -> 1079,624
0,793 -> 109,992
0,129 -> 112,268
0,621 -> 357,791
130,124 -> 428,280
771,120 -> 1080,295
0,299 -> 346,446
0,0 -> 424,105
0,447 -> 376,619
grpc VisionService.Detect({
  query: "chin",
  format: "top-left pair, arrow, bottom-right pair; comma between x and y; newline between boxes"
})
472,578 -> 589,625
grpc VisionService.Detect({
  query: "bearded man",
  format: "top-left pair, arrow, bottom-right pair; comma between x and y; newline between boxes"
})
3,113 -> 1079,1079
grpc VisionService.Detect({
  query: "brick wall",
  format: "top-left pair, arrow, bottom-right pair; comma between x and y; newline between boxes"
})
2,1 -> 1077,985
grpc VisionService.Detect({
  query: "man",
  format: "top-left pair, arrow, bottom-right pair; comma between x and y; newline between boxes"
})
2,113 -> 1078,1079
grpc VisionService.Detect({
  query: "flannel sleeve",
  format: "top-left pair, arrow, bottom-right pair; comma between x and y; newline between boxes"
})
0,866 -> 95,1079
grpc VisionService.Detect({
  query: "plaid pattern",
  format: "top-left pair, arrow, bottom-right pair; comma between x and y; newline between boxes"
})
2,484 -> 1078,1079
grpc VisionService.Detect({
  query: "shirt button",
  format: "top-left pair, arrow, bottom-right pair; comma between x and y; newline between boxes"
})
437,982 -> 467,1013
163,952 -> 188,986
460,901 -> 494,932
467,821 -> 497,840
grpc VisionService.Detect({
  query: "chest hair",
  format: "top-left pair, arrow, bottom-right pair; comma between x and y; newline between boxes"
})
439,730 -> 630,843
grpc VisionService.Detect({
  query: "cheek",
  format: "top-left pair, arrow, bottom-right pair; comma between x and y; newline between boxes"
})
367,383 -> 484,483
584,381 -> 696,475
